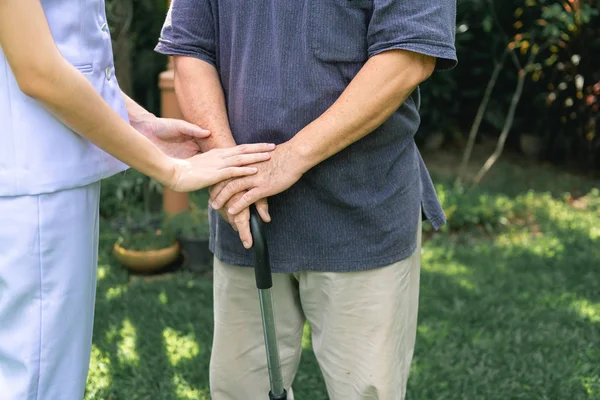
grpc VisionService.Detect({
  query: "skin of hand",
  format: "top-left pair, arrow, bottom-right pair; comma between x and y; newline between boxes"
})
208,184 -> 270,248
168,143 -> 276,193
209,50 -> 437,235
131,114 -> 210,159
123,92 -> 211,159
209,143 -> 303,248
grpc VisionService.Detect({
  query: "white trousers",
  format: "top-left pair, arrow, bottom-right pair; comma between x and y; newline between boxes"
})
0,182 -> 101,400
210,217 -> 422,400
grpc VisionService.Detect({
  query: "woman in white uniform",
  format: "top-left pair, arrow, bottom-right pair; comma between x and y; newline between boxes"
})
0,0 -> 274,399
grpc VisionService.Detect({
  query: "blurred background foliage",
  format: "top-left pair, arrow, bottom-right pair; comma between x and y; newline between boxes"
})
106,0 -> 169,116
420,0 -> 599,171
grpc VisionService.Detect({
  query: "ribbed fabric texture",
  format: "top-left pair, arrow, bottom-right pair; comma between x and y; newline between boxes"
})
155,0 -> 458,273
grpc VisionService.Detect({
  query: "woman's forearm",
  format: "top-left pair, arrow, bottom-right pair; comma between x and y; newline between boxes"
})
30,60 -> 175,185
122,91 -> 155,123
0,0 -> 176,186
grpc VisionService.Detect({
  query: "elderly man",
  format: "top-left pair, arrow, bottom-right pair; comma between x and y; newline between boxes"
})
156,1 -> 457,398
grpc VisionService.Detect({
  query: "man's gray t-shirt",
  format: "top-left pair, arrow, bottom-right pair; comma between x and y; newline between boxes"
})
156,0 -> 458,273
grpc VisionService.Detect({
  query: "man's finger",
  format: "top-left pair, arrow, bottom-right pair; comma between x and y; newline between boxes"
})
216,208 -> 231,226
211,178 -> 253,209
233,208 -> 252,248
256,198 -> 271,223
216,167 -> 258,184
209,180 -> 230,205
228,188 -> 263,215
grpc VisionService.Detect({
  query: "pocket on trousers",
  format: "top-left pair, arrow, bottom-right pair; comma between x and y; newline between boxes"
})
307,0 -> 373,63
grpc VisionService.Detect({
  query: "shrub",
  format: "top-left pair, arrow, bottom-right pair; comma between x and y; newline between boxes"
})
419,0 -> 600,173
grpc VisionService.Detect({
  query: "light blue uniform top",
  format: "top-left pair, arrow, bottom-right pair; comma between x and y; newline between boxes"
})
0,0 -> 129,197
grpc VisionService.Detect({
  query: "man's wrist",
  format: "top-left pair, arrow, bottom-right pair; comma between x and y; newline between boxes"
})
198,130 -> 236,153
286,132 -> 322,174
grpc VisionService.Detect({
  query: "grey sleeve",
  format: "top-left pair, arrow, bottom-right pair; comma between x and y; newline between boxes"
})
367,0 -> 458,70
154,0 -> 217,68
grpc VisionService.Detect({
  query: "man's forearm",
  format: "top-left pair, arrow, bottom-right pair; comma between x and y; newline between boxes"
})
288,50 -> 436,173
173,56 -> 236,151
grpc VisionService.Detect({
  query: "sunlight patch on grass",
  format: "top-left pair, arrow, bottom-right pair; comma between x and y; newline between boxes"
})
495,230 -> 565,259
159,290 -> 169,304
163,327 -> 200,366
456,278 -> 474,291
97,265 -> 109,281
527,237 -> 565,258
417,324 -> 431,338
106,284 -> 127,301
421,254 -> 475,291
581,375 -> 600,396
494,231 -> 534,246
421,247 -> 454,264
570,299 -> 600,323
117,318 -> 139,366
85,345 -> 111,400
421,259 -> 469,276
173,373 -> 208,400
590,226 -> 600,240
302,322 -> 312,350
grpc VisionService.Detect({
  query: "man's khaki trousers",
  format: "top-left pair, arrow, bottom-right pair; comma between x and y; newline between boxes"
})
209,217 -> 422,400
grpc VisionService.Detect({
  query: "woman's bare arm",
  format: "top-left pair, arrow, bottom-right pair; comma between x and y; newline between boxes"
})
0,0 -> 274,191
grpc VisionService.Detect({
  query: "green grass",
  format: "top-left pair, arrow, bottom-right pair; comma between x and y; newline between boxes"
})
86,151 -> 600,399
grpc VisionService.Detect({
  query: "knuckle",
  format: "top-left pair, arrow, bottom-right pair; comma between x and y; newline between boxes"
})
231,180 -> 243,192
234,216 -> 247,225
225,180 -> 236,191
241,193 -> 252,204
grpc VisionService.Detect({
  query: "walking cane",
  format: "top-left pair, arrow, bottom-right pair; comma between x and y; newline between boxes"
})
250,207 -> 288,400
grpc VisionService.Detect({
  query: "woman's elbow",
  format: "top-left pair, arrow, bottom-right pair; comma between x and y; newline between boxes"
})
13,61 -> 60,100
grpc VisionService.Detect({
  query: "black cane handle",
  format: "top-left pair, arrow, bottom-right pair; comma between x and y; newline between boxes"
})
250,206 -> 272,290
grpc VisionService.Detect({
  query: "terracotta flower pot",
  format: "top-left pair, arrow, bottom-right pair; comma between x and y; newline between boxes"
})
113,241 -> 180,273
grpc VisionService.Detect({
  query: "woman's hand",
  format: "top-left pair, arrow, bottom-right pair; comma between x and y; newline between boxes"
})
166,143 -> 276,192
124,94 -> 210,159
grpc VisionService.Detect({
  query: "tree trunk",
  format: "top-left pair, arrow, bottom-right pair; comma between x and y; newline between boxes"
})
455,50 -> 508,187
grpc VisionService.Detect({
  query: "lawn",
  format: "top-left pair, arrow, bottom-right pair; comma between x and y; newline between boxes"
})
86,149 -> 600,400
